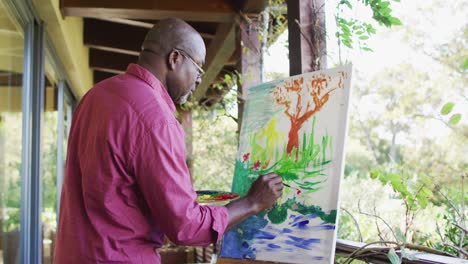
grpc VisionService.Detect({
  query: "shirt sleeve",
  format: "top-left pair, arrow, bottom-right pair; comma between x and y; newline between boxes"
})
130,119 -> 228,246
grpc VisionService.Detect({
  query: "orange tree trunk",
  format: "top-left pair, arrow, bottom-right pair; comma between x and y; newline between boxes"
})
286,119 -> 303,159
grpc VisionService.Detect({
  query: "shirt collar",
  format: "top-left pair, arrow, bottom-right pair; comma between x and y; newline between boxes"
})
126,63 -> 176,113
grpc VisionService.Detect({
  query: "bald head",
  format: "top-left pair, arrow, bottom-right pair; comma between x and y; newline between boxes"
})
141,18 -> 205,64
138,18 -> 206,105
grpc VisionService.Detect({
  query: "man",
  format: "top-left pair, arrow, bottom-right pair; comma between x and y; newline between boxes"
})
54,18 -> 283,263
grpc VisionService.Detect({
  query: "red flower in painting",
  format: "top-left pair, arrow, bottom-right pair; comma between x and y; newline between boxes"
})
296,189 -> 302,195
253,160 -> 261,170
243,153 -> 250,162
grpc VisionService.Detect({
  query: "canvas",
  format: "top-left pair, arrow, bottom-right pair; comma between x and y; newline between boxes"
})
220,65 -> 353,263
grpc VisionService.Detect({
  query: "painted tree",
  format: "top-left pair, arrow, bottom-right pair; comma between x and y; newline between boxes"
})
272,72 -> 346,159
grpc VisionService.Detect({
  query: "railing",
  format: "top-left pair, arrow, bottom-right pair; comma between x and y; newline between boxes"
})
160,239 -> 466,264
335,239 -> 466,264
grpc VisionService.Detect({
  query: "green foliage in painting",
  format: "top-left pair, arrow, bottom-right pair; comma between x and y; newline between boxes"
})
248,117 -> 284,170
232,115 -> 337,225
266,199 -> 337,225
267,204 -> 288,224
239,117 -> 330,196
232,160 -> 255,197
281,197 -> 337,224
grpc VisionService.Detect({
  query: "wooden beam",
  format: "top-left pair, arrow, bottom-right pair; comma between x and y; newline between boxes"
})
225,53 -> 238,66
84,19 -> 213,56
0,71 -> 22,86
97,18 -> 217,40
84,18 -> 147,56
89,49 -> 138,74
287,0 -> 327,74
93,70 -> 116,84
0,85 -> 22,112
0,71 -> 52,86
228,0 -> 268,13
61,0 -> 236,22
97,18 -> 155,29
192,22 -> 236,101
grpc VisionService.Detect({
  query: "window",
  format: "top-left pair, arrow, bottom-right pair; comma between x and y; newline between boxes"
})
0,0 -> 24,263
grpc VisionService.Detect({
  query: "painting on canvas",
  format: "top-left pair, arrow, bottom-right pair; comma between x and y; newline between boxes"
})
220,65 -> 353,263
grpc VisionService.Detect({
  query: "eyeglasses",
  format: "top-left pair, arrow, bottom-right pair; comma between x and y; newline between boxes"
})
142,48 -> 205,78
173,48 -> 205,78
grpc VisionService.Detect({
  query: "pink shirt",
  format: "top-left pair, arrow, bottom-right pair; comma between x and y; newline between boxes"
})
54,63 -> 228,263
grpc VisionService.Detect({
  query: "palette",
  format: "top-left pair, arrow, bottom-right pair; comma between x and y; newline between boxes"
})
196,190 -> 240,204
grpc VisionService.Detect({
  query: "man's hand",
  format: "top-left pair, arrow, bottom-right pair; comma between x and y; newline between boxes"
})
225,173 -> 283,231
246,173 -> 284,213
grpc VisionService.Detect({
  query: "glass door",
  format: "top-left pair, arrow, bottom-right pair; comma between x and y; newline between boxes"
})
41,76 -> 75,264
0,1 -> 24,263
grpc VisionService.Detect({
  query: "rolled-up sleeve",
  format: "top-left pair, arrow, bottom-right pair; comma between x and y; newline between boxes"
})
130,119 -> 228,246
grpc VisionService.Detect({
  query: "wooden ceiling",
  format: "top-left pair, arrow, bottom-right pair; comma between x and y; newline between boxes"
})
60,0 -> 268,107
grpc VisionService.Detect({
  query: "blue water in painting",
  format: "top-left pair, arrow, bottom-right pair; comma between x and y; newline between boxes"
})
221,212 -> 335,262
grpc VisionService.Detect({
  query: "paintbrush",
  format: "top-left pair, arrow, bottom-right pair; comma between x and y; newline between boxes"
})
283,183 -> 302,194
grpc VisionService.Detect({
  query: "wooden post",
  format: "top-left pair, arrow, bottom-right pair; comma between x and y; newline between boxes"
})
237,14 -> 262,138
287,0 -> 327,75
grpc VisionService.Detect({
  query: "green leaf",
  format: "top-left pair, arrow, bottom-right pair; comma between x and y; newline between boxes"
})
416,191 -> 428,209
391,180 -> 406,194
385,173 -> 401,184
381,2 -> 390,8
342,40 -> 352,48
340,0 -> 352,9
387,248 -> 401,264
380,7 -> 392,15
359,35 -> 370,40
367,26 -> 377,34
449,114 -> 462,125
441,102 -> 455,115
370,169 -> 380,179
341,24 -> 351,33
462,57 -> 468,70
389,17 -> 402,25
395,227 -> 406,242
361,46 -> 374,52
401,248 -> 418,260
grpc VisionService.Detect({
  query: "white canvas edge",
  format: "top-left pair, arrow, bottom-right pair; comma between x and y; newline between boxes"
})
328,64 -> 353,264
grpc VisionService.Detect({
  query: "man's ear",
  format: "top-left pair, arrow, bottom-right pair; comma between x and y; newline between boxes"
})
167,50 -> 180,71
